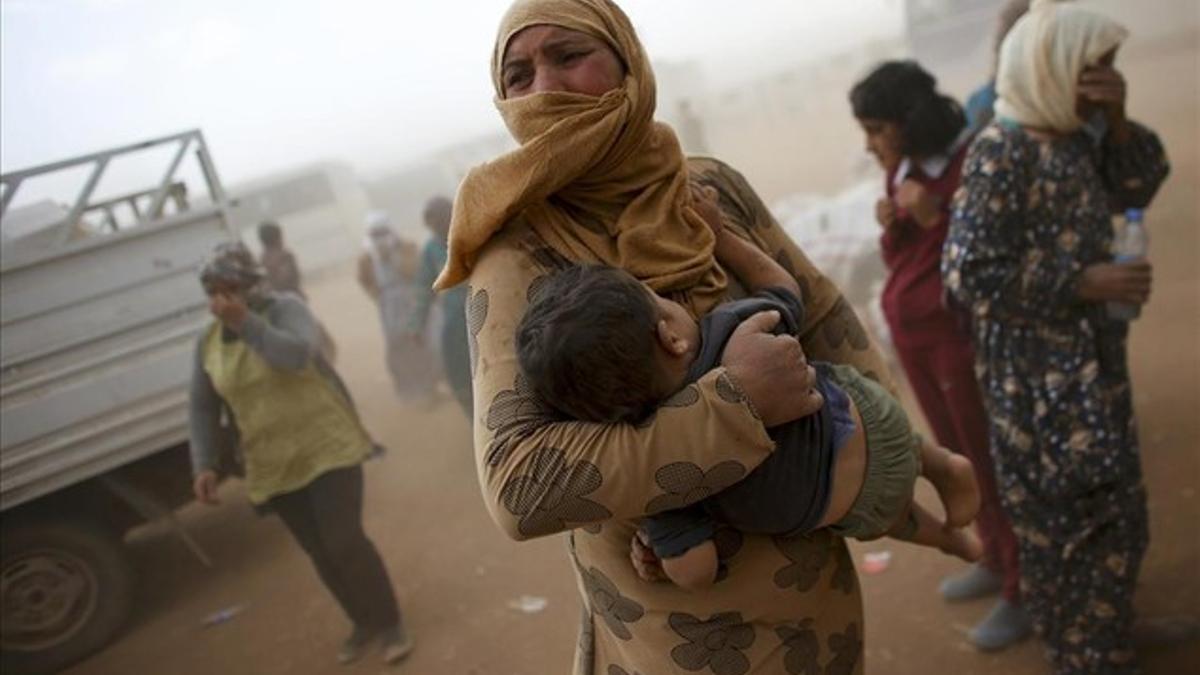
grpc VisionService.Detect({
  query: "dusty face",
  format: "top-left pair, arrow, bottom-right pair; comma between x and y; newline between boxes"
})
369,227 -> 396,249
857,117 -> 904,174
500,25 -> 625,99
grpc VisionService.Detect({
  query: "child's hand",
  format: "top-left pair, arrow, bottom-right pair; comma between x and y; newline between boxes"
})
895,179 -> 942,229
691,184 -> 725,238
630,530 -> 667,582
875,197 -> 897,229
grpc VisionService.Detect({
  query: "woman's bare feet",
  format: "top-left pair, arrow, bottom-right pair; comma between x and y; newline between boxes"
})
941,526 -> 984,563
927,450 -> 982,528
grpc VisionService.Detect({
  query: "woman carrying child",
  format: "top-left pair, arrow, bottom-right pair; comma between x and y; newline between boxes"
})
434,1 -> 895,672
515,188 -> 984,591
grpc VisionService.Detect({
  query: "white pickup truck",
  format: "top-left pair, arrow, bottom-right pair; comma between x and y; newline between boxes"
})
0,131 -> 235,674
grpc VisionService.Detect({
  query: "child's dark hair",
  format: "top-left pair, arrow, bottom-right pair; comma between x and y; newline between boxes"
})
850,60 -> 966,158
257,221 -> 283,247
515,265 -> 662,424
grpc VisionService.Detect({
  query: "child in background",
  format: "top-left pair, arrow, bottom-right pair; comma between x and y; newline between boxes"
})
257,221 -> 304,298
257,221 -> 337,363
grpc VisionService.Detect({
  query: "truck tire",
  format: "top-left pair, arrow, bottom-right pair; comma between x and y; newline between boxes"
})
0,519 -> 134,675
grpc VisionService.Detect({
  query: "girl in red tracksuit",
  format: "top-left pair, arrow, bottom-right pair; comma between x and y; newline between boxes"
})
850,60 -> 1029,651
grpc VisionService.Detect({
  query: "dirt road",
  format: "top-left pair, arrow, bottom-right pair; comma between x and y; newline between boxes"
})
64,34 -> 1197,675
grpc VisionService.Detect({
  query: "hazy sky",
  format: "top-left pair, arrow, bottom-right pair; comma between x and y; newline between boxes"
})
1,0 -> 902,187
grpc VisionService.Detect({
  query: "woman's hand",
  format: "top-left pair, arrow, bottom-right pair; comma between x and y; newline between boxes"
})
193,470 -> 220,505
630,530 -> 666,583
875,197 -> 897,229
895,179 -> 942,229
1078,260 -> 1152,305
1078,65 -> 1129,143
721,311 -> 822,427
209,292 -> 249,331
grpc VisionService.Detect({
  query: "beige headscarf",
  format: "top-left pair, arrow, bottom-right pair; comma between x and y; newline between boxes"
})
994,0 -> 1128,134
433,0 -> 724,315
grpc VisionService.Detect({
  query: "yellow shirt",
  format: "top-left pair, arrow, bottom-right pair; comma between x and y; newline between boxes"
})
202,321 -> 371,504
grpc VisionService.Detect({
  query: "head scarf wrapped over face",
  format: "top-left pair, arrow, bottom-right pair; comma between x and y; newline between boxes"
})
434,0 -> 725,316
994,0 -> 1127,134
199,241 -> 268,302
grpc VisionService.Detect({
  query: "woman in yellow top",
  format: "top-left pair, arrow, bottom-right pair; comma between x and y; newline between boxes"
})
434,2 -> 893,673
188,242 -> 411,666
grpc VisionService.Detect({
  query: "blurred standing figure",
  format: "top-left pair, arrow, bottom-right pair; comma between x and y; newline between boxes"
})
257,221 -> 303,297
964,0 -> 1030,129
851,61 -> 1029,650
357,211 -> 441,403
944,2 -> 1170,672
407,196 -> 472,416
258,221 -> 337,363
189,242 -> 412,666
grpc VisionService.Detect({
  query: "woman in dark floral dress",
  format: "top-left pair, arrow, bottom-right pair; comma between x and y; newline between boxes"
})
943,2 -> 1168,673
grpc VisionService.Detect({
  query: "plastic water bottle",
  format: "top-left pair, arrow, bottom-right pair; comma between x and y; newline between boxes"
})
1107,208 -> 1148,321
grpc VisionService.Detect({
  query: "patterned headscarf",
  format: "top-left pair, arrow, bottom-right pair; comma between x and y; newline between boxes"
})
995,0 -> 1127,133
434,0 -> 725,318
199,241 -> 267,300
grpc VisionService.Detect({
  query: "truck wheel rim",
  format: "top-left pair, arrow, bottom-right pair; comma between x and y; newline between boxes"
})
1,549 -> 99,651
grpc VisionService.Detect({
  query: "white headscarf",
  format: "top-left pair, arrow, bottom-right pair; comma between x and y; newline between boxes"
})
363,210 -> 402,286
995,0 -> 1127,133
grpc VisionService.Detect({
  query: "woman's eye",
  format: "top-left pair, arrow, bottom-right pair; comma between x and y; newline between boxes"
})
560,50 -> 588,65
506,70 -> 531,89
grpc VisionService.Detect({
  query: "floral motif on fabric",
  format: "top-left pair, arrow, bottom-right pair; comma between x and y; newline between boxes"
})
581,566 -> 644,640
668,611 -> 756,675
484,374 -> 558,466
644,461 -> 747,515
499,447 -> 611,536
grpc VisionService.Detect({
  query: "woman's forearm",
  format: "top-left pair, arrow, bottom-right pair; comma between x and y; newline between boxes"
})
1099,120 -> 1170,211
240,297 -> 319,371
188,338 -> 223,475
689,156 -> 895,392
469,236 -> 776,541
477,367 -> 774,540
714,229 -> 801,297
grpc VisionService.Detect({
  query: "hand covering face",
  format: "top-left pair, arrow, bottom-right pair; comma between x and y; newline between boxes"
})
995,0 -> 1127,133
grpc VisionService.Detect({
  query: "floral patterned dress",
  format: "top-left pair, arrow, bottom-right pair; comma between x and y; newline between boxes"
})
943,120 -> 1169,674
467,158 -> 893,675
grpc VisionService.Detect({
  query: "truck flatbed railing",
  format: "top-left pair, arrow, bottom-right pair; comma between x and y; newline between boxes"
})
0,129 -> 227,246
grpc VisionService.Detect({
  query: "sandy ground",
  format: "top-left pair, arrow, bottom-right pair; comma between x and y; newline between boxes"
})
63,37 -> 1198,675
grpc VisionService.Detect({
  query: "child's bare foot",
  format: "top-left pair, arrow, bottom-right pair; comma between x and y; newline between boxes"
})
942,527 -> 984,563
929,452 -> 981,528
